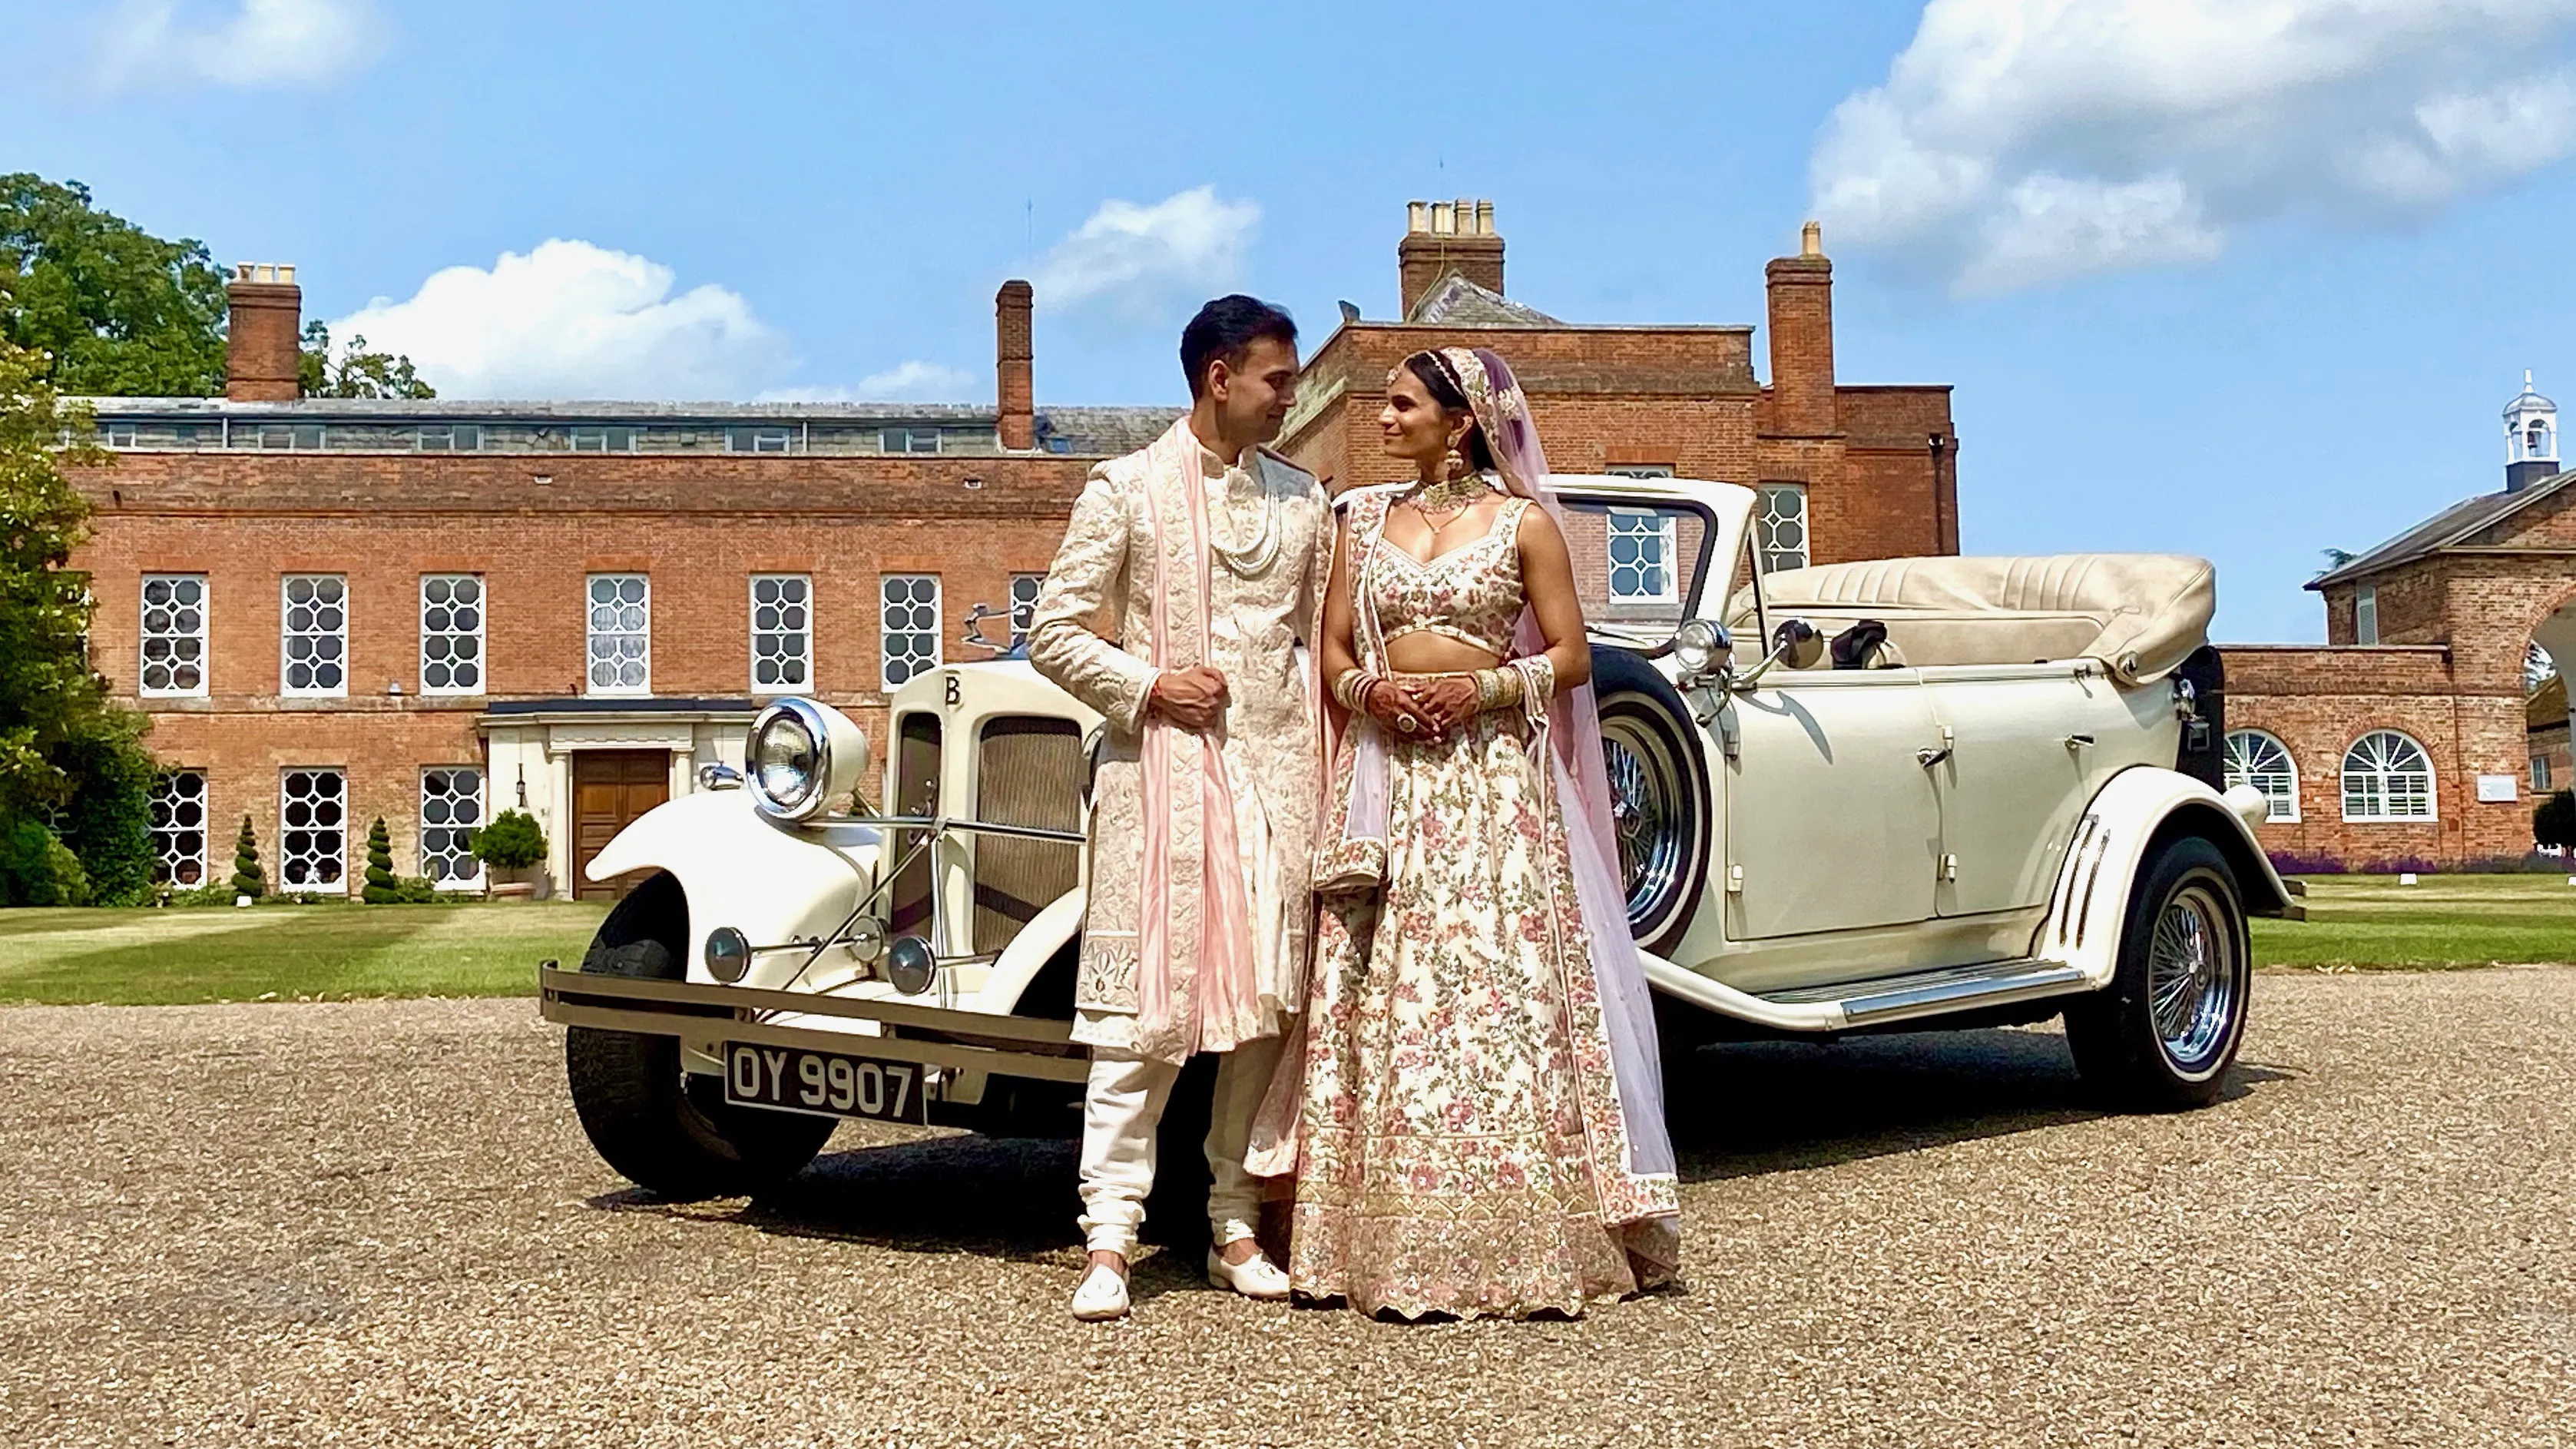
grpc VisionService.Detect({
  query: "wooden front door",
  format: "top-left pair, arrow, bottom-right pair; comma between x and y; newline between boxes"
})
572,751 -> 672,900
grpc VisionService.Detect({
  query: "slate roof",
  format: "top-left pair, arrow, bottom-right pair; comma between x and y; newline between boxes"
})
2309,469 -> 2576,589
1404,274 -> 1566,327
1038,406 -> 1178,456
2534,674 -> 2568,733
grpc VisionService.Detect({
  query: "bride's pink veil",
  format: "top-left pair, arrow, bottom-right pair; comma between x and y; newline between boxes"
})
1452,346 -> 1677,1185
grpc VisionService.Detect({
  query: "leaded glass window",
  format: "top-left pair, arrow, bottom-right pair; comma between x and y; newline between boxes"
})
2340,730 -> 2435,821
1607,509 -> 1675,602
281,574 -> 349,696
880,575 -> 939,690
2223,730 -> 2300,822
139,574 -> 208,697
1757,483 -> 1809,573
421,575 -> 484,695
587,574 -> 650,694
150,771 -> 208,886
750,574 -> 812,691
280,768 -> 347,889
419,768 -> 485,887
1009,572 -> 1045,642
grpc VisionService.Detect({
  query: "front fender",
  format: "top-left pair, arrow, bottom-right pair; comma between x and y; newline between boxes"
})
584,790 -> 886,989
2036,765 -> 2297,987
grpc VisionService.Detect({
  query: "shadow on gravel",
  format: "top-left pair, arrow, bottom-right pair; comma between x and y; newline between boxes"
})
1664,1027 -> 2293,1182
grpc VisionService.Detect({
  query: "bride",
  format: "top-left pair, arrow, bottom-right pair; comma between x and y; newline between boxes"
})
1250,346 -> 1680,1318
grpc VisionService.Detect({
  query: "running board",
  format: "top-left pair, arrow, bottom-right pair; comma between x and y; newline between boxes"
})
1758,958 -> 2093,1029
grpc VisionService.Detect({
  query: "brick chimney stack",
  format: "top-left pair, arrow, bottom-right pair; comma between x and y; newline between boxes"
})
1397,199 -> 1504,318
225,263 -> 303,402
995,279 -> 1035,451
1764,222 -> 1836,438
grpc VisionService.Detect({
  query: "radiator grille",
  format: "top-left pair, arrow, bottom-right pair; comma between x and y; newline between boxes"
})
973,715 -> 1084,955
889,711 -> 940,940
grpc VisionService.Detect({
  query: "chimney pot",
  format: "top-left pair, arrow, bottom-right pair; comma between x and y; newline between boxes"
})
1408,200 -> 1429,234
1801,220 -> 1823,257
224,260 -> 303,402
995,279 -> 1035,452
1475,200 -> 1495,237
1396,198 -> 1506,318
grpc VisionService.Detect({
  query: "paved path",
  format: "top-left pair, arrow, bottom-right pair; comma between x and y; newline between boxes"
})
4,970 -> 2573,1447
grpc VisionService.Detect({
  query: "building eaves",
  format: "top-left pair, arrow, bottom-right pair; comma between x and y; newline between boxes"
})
2309,470 -> 2576,589
81,396 -> 1005,423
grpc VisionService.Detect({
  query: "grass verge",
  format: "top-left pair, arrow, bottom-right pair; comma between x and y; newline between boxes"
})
2253,873 -> 2576,970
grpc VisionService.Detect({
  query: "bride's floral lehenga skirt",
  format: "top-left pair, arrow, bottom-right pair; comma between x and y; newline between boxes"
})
1289,709 -> 1681,1319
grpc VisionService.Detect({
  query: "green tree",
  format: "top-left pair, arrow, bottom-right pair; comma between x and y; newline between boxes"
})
0,174 -> 228,396
230,815 -> 265,899
1,336 -> 157,905
299,320 -> 435,400
363,816 -> 399,904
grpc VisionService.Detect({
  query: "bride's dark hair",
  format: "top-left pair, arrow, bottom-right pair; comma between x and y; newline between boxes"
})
1403,351 -> 1496,470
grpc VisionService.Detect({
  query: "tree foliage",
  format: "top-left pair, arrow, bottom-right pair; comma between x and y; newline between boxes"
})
472,809 -> 546,871
231,815 -> 265,899
300,320 -> 434,400
0,174 -> 228,397
363,816 -> 400,904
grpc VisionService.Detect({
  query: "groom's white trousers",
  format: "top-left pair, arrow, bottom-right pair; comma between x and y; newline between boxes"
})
1076,1034 -> 1282,1258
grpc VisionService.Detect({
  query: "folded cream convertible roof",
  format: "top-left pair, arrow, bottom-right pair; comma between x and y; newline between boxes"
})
1727,553 -> 2217,685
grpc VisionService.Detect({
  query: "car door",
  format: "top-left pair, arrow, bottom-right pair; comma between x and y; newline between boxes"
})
1919,665 -> 2123,917
1721,671 -> 1945,938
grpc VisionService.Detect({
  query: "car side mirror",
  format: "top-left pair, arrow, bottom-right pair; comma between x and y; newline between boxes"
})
1733,617 -> 1826,690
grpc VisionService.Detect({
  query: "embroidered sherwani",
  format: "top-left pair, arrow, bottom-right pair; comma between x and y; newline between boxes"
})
1028,420 -> 1333,1063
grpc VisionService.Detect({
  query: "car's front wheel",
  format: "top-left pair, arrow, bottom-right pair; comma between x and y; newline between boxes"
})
1592,647 -> 1710,957
565,872 -> 836,1196
2063,834 -> 2250,1110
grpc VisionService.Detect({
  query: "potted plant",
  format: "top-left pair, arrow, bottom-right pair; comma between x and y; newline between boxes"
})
473,809 -> 548,899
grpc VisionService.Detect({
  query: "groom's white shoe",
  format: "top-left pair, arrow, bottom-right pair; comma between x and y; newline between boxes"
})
1205,1245 -> 1291,1301
1071,1262 -> 1130,1322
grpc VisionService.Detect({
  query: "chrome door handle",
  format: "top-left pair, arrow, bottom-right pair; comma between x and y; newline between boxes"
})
1916,747 -> 1952,768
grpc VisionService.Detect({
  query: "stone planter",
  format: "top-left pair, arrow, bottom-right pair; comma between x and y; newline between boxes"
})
489,880 -> 538,900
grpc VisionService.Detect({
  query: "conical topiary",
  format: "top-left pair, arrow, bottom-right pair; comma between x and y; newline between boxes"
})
230,815 -> 265,899
363,816 -> 400,904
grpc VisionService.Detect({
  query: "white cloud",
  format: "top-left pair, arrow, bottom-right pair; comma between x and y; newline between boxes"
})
329,240 -> 795,400
1031,186 -> 1261,317
97,0 -> 386,91
758,363 -> 978,404
1813,0 -> 2576,291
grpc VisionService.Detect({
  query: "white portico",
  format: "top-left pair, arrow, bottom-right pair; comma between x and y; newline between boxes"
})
478,698 -> 757,898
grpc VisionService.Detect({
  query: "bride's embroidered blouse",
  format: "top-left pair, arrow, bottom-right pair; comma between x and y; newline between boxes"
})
1360,489 -> 1531,660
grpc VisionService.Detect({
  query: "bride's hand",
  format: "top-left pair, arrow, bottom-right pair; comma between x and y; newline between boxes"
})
1399,675 -> 1478,734
1361,680 -> 1438,738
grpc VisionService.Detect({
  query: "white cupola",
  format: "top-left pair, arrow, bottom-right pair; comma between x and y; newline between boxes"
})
2505,370 -> 2558,492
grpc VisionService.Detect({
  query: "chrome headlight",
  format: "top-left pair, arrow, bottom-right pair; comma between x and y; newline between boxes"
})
1672,618 -> 1733,681
747,698 -> 869,823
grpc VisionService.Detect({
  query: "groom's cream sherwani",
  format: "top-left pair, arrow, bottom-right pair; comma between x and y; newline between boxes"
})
1029,418 -> 1332,1059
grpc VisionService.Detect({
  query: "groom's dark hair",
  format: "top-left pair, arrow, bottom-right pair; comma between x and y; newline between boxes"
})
1180,295 -> 1297,399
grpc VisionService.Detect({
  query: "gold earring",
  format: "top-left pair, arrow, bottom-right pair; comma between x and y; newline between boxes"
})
1443,437 -> 1470,480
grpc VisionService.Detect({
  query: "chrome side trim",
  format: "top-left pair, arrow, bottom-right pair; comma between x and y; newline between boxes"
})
1757,957 -> 2093,1029
538,963 -> 1077,1050
2073,823 -> 2114,950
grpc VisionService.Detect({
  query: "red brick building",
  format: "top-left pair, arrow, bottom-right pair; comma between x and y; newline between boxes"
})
71,206 -> 1958,899
2221,376 -> 2576,866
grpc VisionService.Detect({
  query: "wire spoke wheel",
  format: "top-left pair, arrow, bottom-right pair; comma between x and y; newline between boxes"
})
2146,880 -> 2238,1072
1600,716 -> 1684,928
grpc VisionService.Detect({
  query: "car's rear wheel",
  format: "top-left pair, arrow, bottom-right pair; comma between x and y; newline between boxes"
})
565,872 -> 836,1197
2063,835 -> 2250,1110
1591,648 -> 1710,958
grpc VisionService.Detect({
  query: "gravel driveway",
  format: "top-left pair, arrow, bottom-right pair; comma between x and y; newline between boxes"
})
5,969 -> 2573,1447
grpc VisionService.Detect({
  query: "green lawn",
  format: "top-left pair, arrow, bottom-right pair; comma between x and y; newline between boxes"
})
0,901 -> 608,1006
2254,873 -> 2576,970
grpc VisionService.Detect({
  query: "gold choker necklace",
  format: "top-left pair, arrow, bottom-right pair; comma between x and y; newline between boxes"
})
1406,471 -> 1491,530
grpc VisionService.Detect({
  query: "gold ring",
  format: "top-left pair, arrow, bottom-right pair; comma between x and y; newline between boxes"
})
1398,716 -> 1418,733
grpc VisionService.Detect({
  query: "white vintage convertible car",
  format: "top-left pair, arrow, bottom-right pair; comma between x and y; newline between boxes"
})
539,476 -> 2298,1197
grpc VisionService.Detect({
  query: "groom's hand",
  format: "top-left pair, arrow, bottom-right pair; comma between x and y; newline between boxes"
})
1148,666 -> 1230,731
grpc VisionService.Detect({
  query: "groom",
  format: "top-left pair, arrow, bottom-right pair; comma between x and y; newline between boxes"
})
1027,295 -> 1332,1321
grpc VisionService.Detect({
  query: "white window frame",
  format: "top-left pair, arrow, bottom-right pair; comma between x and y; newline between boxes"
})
2353,584 -> 2379,645
879,574 -> 942,691
419,574 -> 486,697
569,426 -> 641,453
149,769 -> 210,887
730,426 -> 794,454
1607,508 -> 1679,605
104,421 -> 139,448
2223,729 -> 2301,823
586,573 -> 652,696
881,427 -> 942,455
280,573 -> 350,698
1756,482 -> 1810,573
749,573 -> 813,694
2535,754 -> 2554,793
2339,729 -> 2436,822
138,572 -> 210,698
419,767 -> 486,890
278,767 -> 349,892
1008,572 -> 1045,644
413,425 -> 482,452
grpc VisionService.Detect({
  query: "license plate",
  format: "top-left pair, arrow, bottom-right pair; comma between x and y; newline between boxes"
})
721,1043 -> 932,1125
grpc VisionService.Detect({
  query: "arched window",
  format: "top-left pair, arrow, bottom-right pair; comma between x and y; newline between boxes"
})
2224,730 -> 2300,821
2340,730 -> 2435,821
2528,419 -> 2553,459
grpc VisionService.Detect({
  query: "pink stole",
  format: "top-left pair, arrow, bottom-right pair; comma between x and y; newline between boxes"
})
1134,421 -> 1257,1058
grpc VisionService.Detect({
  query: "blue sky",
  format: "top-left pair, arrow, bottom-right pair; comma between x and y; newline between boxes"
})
12,0 -> 2576,645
